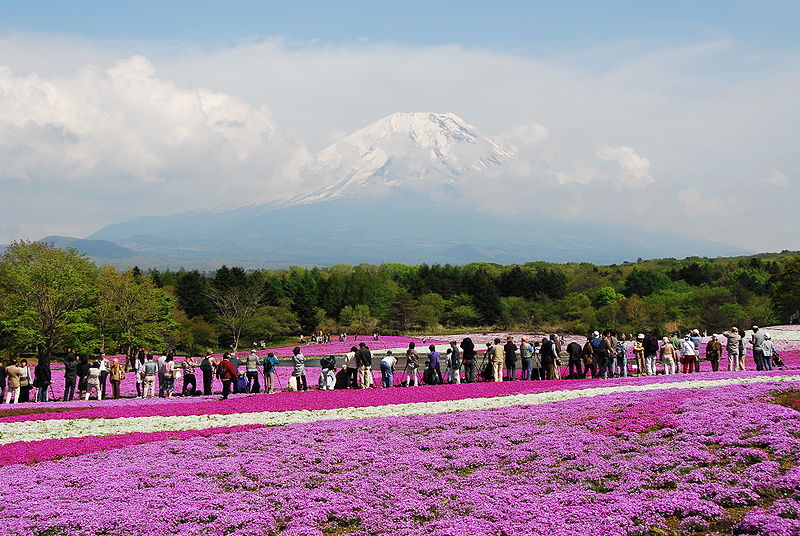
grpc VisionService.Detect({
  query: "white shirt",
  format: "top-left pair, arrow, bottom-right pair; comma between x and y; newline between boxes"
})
381,355 -> 397,368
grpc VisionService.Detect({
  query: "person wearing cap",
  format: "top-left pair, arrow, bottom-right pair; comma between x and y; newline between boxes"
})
490,338 -> 505,383
761,333 -> 775,370
660,337 -> 677,375
689,330 -> 703,372
519,337 -> 533,380
245,350 -> 261,393
750,326 -> 767,371
633,334 -> 645,376
680,335 -> 697,374
199,350 -> 216,396
705,335 -> 723,372
723,327 -> 743,371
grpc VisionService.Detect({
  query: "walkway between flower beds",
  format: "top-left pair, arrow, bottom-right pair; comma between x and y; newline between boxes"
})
2,374 -> 798,448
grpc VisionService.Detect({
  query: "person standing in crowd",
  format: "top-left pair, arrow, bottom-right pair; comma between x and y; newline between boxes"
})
633,334 -> 645,376
503,337 -> 518,381
614,332 -> 628,378
581,337 -> 595,379
345,346 -> 359,389
599,331 -> 616,379
109,358 -> 125,399
669,332 -> 683,374
531,342 -> 543,380
200,350 -> 215,396
157,353 -> 168,397
85,361 -> 102,400
141,355 -> 158,398
460,338 -> 476,383
643,331 -> 660,376
63,354 -> 78,401
541,334 -> 561,380
723,327 -> 742,371
705,335 -> 723,372
133,351 -> 147,398
216,353 -> 238,400
162,354 -> 176,398
566,339 -> 583,379
16,359 -> 31,403
660,337 -> 677,375
5,360 -> 22,404
245,350 -> 261,393
319,354 -> 336,390
689,330 -> 703,372
380,351 -> 396,388
519,337 -> 534,380
357,343 -> 373,389
750,325 -> 766,371
182,355 -> 197,396
490,338 -> 505,383
0,361 -> 6,403
263,352 -> 280,393
448,341 -> 462,384
427,344 -> 442,385
98,355 -> 109,399
680,335 -> 697,374
33,359 -> 51,402
292,346 -> 308,391
762,333 -> 776,370
403,342 -> 420,387
738,329 -> 747,371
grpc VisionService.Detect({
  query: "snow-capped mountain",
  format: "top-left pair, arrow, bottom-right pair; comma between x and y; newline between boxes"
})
290,112 -> 516,205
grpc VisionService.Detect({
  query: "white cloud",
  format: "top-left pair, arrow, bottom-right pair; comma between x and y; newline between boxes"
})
0,33 -> 798,252
596,144 -> 654,188
765,168 -> 789,186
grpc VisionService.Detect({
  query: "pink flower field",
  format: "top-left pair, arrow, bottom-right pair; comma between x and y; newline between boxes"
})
2,335 -> 800,535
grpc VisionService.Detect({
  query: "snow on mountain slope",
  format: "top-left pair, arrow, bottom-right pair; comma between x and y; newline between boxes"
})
290,112 -> 516,205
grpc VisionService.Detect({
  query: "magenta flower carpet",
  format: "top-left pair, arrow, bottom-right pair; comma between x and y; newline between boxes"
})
2,368 -> 800,535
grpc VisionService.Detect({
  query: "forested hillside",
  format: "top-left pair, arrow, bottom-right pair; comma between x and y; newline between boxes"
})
2,240 -> 799,359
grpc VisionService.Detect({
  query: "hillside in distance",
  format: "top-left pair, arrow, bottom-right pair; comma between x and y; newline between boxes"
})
86,112 -> 749,268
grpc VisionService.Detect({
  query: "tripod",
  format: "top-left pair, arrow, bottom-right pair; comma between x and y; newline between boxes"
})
476,351 -> 492,382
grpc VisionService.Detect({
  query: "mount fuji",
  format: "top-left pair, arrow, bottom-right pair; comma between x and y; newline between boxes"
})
289,112 -> 516,205
84,112 -> 748,268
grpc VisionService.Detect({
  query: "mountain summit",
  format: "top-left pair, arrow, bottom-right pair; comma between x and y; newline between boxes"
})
291,112 -> 516,205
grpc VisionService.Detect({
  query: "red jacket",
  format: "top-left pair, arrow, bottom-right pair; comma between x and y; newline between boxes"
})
216,360 -> 238,381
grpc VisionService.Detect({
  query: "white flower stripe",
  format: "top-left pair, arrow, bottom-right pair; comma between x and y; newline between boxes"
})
1,375 -> 798,446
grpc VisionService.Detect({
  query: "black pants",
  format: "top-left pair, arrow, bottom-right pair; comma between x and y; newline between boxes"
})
568,360 -> 582,379
463,362 -> 475,383
505,362 -> 516,380
182,373 -> 197,395
19,385 -> 31,403
583,363 -> 597,378
202,369 -> 213,395
295,374 -> 308,391
246,371 -> 260,393
64,377 -> 76,400
100,371 -> 108,397
347,368 -> 358,388
710,359 -> 719,372
431,366 -> 443,385
221,379 -> 232,399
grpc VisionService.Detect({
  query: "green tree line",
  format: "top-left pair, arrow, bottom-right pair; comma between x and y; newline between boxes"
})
2,240 -> 800,361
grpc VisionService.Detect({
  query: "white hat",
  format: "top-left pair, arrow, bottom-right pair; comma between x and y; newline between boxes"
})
764,333 -> 771,340
592,331 -> 600,337
637,334 -> 645,340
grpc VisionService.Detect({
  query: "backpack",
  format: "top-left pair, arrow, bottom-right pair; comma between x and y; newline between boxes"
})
616,341 -> 626,359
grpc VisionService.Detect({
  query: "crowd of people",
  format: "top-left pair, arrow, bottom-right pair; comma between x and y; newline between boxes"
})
0,326 -> 786,404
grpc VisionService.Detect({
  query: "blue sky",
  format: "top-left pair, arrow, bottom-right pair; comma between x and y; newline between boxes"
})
0,1 -> 798,251
3,0 -> 798,52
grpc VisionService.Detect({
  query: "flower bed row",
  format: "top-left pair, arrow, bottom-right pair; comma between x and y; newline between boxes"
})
1,380 -> 798,535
